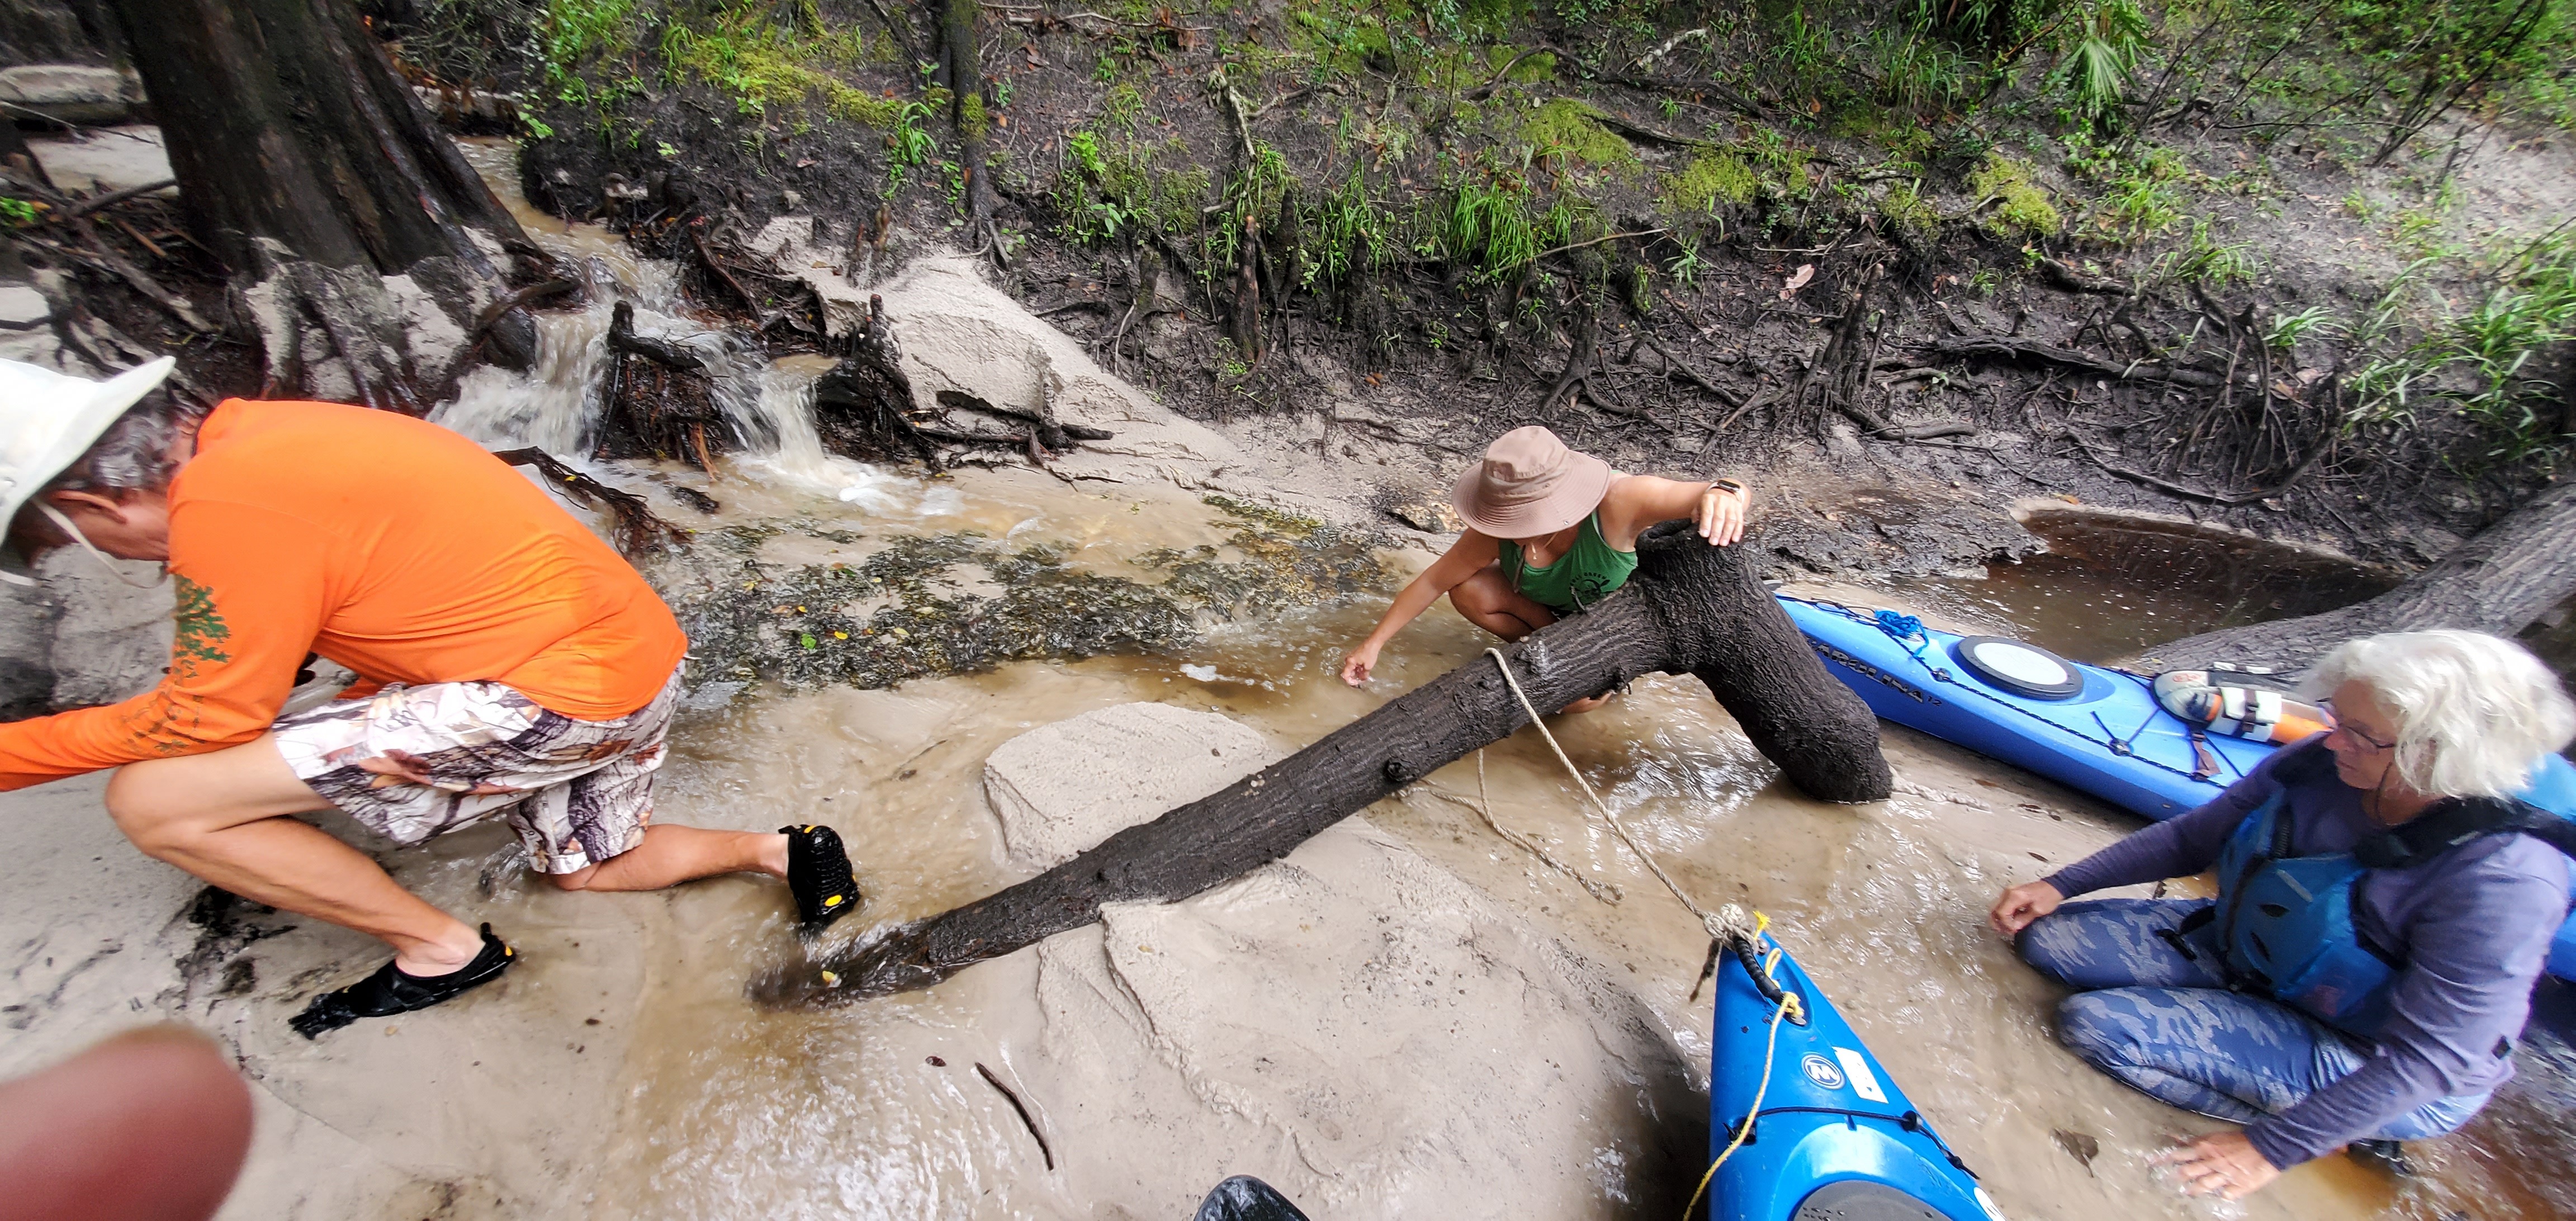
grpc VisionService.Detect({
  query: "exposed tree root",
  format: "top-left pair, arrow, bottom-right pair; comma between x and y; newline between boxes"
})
1917,335 -> 2224,388
596,300 -> 724,467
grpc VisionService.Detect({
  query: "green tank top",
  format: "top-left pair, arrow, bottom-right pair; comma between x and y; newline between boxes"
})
1498,513 -> 1638,614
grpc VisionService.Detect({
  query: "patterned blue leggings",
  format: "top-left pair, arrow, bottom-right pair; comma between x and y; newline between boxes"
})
2018,899 -> 2487,1139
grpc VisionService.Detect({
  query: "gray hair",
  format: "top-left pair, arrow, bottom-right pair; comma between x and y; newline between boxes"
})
41,394 -> 200,494
5,394 -> 200,550
2303,630 -> 2576,799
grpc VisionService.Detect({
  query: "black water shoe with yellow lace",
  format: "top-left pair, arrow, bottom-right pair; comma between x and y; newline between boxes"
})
782,824 -> 861,935
288,924 -> 516,1039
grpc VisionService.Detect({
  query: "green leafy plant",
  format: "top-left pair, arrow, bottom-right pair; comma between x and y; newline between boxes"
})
2348,239 -> 2576,462
2267,305 -> 2345,351
2160,217 -> 2259,286
886,100 -> 939,189
0,197 -> 37,227
2054,0 -> 2150,124
1445,177 -> 1540,281
1669,237 -> 1706,288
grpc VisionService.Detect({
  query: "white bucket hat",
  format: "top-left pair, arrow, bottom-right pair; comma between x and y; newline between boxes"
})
0,355 -> 177,585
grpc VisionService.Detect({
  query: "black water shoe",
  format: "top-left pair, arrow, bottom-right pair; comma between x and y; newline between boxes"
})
782,824 -> 862,935
2348,1138 -> 2414,1177
288,924 -> 515,1039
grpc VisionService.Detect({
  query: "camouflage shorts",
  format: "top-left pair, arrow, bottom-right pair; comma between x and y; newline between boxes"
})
273,668 -> 682,875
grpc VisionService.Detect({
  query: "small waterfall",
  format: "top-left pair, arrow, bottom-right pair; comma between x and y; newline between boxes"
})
432,234 -> 911,510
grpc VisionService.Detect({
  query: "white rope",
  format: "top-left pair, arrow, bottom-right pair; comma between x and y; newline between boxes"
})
1483,647 -> 1723,938
34,501 -> 164,589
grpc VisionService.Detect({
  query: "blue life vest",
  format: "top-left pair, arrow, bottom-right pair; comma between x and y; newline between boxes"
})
2213,789 -> 2400,1038
2211,752 -> 2576,1040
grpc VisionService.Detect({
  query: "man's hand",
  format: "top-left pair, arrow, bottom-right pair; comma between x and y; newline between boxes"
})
1694,483 -> 1749,547
2155,1132 -> 2281,1200
1988,879 -> 2064,936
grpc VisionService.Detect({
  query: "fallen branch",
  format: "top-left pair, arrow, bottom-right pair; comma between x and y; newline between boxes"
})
1917,336 -> 2222,388
2038,256 -> 2128,296
2062,428 -> 2323,507
934,388 -> 1114,449
976,1063 -> 1055,1171
1490,228 -> 1665,278
1463,49 -> 1550,100
1833,393 -> 1977,441
604,300 -> 707,370
489,447 -> 689,555
1644,334 -> 1743,408
467,277 -> 578,346
60,178 -> 177,220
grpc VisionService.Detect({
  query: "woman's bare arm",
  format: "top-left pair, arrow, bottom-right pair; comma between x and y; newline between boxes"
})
1599,474 -> 1750,549
1340,530 -> 1501,684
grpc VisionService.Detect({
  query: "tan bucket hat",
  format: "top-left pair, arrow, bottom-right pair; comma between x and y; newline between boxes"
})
1448,425 -> 1613,538
0,355 -> 177,585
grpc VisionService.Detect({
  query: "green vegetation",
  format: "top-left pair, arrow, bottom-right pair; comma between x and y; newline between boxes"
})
1874,181 -> 1939,245
2348,234 -> 2576,462
1518,100 -> 1637,171
475,0 -> 2575,474
1967,152 -> 2061,239
1444,178 -> 1543,281
1055,128 -> 1214,245
2160,217 -> 2261,287
1664,152 -> 1758,217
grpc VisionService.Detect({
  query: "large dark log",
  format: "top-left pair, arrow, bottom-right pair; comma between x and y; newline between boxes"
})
767,521 -> 1892,1004
2135,477 -> 2576,675
111,0 -> 543,402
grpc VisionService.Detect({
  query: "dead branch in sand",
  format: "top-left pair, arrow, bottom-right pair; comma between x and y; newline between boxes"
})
489,447 -> 689,555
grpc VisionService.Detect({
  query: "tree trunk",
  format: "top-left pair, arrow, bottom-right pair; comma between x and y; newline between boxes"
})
110,0 -> 544,408
2135,479 -> 2576,675
767,521 -> 1892,1004
936,0 -> 997,250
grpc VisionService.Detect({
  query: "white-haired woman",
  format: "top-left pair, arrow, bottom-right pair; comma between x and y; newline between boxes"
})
1988,631 -> 2576,1200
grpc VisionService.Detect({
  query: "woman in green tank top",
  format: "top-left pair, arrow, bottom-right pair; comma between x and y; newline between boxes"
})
1341,426 -> 1751,711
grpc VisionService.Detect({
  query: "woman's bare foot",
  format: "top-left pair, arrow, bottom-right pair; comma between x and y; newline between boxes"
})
1559,692 -> 1616,714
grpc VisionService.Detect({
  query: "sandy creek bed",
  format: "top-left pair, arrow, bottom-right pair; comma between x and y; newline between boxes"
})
3,146 -> 2570,1221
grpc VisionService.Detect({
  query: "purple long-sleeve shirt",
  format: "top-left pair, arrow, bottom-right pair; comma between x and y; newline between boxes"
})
2043,736 -> 2570,1169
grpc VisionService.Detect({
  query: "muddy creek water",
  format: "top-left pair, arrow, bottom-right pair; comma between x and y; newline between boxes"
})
354,145 -> 2573,1220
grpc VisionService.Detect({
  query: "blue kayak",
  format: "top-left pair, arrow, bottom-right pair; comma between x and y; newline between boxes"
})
1707,927 -> 2002,1221
1777,593 -> 2576,981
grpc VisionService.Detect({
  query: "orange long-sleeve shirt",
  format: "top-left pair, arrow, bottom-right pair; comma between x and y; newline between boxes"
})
0,399 -> 689,789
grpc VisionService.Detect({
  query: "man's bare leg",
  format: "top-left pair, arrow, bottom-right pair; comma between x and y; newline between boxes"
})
548,825 -> 788,892
106,736 -> 487,976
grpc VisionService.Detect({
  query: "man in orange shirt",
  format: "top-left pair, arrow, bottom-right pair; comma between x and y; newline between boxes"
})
0,358 -> 861,1037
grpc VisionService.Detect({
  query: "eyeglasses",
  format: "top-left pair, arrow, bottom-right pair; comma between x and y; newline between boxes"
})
2318,699 -> 2397,752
